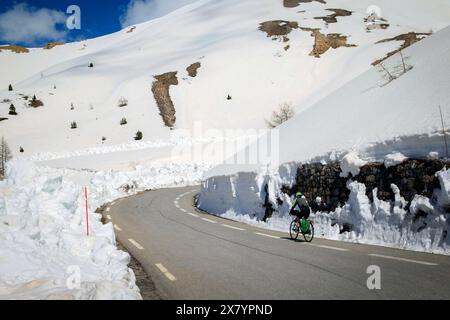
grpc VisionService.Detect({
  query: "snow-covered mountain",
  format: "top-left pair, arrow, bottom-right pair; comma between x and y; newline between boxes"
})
1,0 -> 450,166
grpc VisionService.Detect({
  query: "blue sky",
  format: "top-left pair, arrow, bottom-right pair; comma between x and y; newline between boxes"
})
0,0 -> 197,47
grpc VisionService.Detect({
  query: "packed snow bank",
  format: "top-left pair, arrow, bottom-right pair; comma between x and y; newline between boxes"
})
199,165 -> 450,255
0,160 -> 141,300
0,160 -> 210,299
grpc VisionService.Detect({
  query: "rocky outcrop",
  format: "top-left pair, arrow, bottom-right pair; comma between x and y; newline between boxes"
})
43,42 -> 65,50
151,72 -> 179,128
300,27 -> 357,57
186,62 -> 201,77
315,9 -> 352,24
372,32 -> 431,65
259,20 -> 299,41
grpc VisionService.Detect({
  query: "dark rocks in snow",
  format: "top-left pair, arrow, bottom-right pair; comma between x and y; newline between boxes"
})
287,159 -> 450,213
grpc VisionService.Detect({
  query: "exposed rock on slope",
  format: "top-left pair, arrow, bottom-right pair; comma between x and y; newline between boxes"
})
372,32 -> 431,65
0,45 -> 29,53
151,72 -> 179,128
283,0 -> 326,8
187,62 -> 201,77
301,27 -> 357,57
315,9 -> 352,24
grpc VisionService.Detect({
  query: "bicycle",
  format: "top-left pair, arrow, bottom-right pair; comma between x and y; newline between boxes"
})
290,216 -> 314,242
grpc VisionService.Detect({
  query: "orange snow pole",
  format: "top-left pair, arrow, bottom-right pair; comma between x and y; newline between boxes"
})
85,186 -> 90,237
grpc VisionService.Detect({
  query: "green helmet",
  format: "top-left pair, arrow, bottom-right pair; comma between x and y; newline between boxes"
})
295,192 -> 303,198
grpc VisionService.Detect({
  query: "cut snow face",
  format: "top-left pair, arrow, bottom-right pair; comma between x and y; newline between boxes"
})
198,161 -> 450,255
0,160 -> 142,300
151,71 -> 179,128
0,159 -> 209,299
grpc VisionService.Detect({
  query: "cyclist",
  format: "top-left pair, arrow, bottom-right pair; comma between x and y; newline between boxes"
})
289,192 -> 311,220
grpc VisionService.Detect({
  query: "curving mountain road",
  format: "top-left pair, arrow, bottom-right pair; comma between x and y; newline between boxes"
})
104,186 -> 450,300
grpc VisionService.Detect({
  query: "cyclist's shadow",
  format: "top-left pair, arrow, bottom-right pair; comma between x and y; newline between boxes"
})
281,236 -> 308,243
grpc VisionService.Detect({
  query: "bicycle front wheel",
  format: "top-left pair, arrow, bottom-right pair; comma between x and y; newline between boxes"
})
290,219 -> 300,240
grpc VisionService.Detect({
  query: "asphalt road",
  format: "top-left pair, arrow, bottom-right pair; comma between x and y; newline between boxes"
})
104,186 -> 450,300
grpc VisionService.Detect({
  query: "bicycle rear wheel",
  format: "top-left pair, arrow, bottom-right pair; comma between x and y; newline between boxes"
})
290,219 -> 300,240
302,221 -> 314,242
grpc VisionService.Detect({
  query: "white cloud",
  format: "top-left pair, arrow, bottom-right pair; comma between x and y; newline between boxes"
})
0,3 -> 67,46
120,0 -> 197,28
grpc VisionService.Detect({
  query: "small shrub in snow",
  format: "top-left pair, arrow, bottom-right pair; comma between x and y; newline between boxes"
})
378,50 -> 413,86
8,104 -> 17,115
88,63 -> 94,68
120,118 -> 128,125
118,97 -> 128,107
8,84 -> 13,91
266,103 -> 295,128
134,131 -> 143,141
227,94 -> 232,100
70,122 -> 77,129
20,146 -> 24,153
102,137 -> 106,143
29,95 -> 44,108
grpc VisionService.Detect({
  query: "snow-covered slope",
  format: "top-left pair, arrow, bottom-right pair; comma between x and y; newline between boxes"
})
1,0 -> 449,162
207,24 -> 450,178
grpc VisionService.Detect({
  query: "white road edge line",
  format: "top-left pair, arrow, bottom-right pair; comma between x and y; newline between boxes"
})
187,212 -> 199,218
254,232 -> 281,239
222,224 -> 246,231
106,207 -> 110,212
311,244 -> 349,252
106,215 -> 112,220
368,254 -> 438,266
128,238 -> 144,250
202,217 -> 217,224
180,208 -> 187,213
114,224 -> 122,231
155,263 -> 177,281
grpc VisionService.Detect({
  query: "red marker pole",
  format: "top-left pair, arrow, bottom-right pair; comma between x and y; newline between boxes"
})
85,186 -> 90,237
